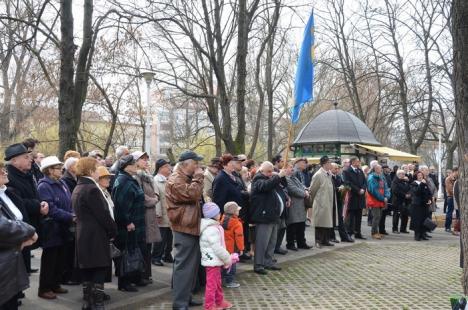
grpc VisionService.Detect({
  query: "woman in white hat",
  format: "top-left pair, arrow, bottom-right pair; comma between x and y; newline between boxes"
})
37,156 -> 74,300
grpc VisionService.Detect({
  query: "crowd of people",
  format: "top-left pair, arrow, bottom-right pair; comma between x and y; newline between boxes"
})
0,138 -> 461,310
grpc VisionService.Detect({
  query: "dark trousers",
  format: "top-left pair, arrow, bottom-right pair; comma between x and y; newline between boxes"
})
152,227 -> 173,261
286,222 -> 306,247
21,248 -> 31,273
81,267 -> 107,285
142,243 -> 152,280
345,209 -> 362,236
0,296 -> 18,310
243,222 -> 251,252
445,197 -> 459,230
337,203 -> 348,240
62,240 -> 81,283
275,220 -> 286,251
379,208 -> 390,233
172,232 -> 200,308
392,205 -> 409,232
315,227 -> 330,244
39,245 -> 65,293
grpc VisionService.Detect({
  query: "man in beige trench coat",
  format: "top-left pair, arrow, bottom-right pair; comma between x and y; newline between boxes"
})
308,156 -> 337,247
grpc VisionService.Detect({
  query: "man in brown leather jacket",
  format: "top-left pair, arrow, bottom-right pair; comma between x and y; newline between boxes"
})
165,150 -> 204,310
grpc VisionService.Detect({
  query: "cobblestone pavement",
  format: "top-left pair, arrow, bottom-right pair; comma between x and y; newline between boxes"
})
145,231 -> 462,310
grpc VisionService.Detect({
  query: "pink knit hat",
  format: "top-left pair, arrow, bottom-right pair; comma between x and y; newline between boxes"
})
203,202 -> 220,219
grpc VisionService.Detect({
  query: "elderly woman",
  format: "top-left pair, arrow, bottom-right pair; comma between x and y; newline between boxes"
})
73,157 -> 117,310
61,157 -> 79,193
132,151 -> 160,283
366,164 -> 390,240
286,163 -> 310,251
410,171 -> 433,241
37,156 -> 74,300
420,165 -> 438,239
112,155 -> 146,291
391,170 -> 411,233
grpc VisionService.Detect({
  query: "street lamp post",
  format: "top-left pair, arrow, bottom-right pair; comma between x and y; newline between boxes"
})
438,126 -> 443,199
141,71 -> 155,158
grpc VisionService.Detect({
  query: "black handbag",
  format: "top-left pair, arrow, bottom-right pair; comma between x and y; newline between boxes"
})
118,233 -> 145,277
423,217 -> 437,231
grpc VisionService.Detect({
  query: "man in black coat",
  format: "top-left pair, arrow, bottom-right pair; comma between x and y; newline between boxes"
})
5,143 -> 49,273
331,163 -> 353,243
250,161 -> 287,275
212,154 -> 246,213
22,138 -> 43,185
343,157 -> 367,239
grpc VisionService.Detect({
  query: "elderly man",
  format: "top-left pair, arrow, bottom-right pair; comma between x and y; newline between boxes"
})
250,161 -> 287,275
212,154 -> 245,212
343,157 -> 367,240
309,156 -> 336,247
166,150 -> 204,309
23,138 -> 43,184
330,163 -> 353,243
5,143 -> 49,273
109,146 -> 129,174
203,158 -> 221,203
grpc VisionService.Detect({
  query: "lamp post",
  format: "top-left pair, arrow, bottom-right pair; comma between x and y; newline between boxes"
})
438,126 -> 443,199
141,71 -> 155,158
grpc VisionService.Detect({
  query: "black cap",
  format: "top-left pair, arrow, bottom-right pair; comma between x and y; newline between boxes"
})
4,143 -> 31,161
155,159 -> 170,172
119,155 -> 136,170
209,157 -> 221,167
178,150 -> 203,162
382,164 -> 389,169
320,156 -> 330,166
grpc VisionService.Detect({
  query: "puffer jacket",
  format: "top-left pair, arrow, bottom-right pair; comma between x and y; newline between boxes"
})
165,166 -> 204,236
199,218 -> 231,267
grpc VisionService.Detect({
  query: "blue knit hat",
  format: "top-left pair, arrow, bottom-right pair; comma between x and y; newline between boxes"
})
203,202 -> 220,219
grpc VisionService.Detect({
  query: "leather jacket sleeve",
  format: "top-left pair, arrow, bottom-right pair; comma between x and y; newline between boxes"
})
0,215 -> 35,249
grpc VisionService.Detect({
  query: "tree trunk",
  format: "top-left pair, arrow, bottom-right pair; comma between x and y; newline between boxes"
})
58,0 -> 76,159
452,0 -> 468,294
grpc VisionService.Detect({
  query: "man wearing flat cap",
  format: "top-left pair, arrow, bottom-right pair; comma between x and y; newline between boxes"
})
4,143 -> 49,273
166,150 -> 205,309
308,156 -> 337,247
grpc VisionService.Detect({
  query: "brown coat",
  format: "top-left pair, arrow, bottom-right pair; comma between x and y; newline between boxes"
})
72,177 -> 117,269
135,171 -> 161,244
165,166 -> 204,236
445,176 -> 456,197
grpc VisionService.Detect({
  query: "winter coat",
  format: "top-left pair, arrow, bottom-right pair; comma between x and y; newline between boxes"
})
212,170 -> 245,213
165,166 -> 204,236
203,170 -> 216,203
286,175 -> 307,225
342,167 -> 367,210
391,178 -> 411,211
112,171 -> 146,250
72,177 -> 117,269
0,205 -> 35,306
135,171 -> 161,244
199,218 -> 231,267
426,177 -> 438,212
249,173 -> 285,224
366,173 -> 390,208
221,214 -> 244,254
309,168 -> 336,228
61,170 -> 77,194
409,181 -> 432,232
37,176 -> 74,248
154,174 -> 170,228
446,176 -> 456,197
6,165 -> 43,245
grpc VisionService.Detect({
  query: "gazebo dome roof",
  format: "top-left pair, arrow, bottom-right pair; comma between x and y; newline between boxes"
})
292,109 -> 381,146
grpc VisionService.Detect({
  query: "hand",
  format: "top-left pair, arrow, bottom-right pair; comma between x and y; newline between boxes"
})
384,198 -> 388,203
21,233 -> 38,249
40,202 -> 49,215
72,216 -> 77,223
279,169 -> 287,178
304,191 -> 310,198
194,168 -> 204,175
403,177 -> 409,181
359,189 -> 365,195
127,223 -> 135,232
421,179 -> 426,183
156,217 -> 163,225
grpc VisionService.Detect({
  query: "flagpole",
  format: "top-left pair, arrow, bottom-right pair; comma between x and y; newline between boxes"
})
283,120 -> 293,165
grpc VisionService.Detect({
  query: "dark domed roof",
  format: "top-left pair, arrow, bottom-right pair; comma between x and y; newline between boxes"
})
292,109 -> 381,146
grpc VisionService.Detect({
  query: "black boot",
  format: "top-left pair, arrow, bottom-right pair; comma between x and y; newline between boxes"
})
81,282 -> 93,310
92,283 -> 105,310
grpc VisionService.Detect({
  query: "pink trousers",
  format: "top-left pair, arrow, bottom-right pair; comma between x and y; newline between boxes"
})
204,266 -> 224,309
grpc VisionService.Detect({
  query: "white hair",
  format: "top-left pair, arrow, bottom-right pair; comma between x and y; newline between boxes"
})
64,157 -> 78,171
115,146 -> 128,159
397,169 -> 406,176
401,164 -> 408,169
330,163 -> 339,168
370,160 -> 379,170
259,161 -> 274,172
419,165 -> 429,171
